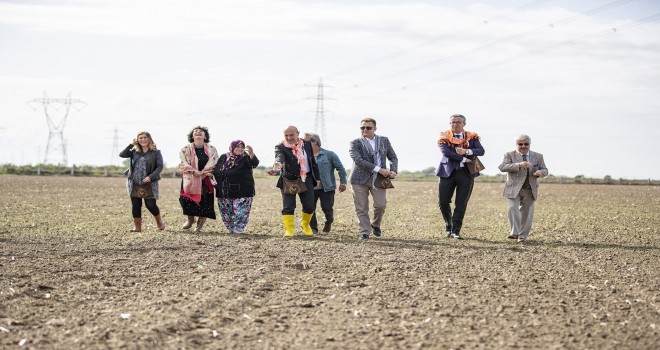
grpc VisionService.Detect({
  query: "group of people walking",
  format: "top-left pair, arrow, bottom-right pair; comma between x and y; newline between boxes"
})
120,114 -> 548,243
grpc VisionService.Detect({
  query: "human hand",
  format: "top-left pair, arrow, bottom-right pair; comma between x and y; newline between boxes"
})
143,177 -> 151,183
464,159 -> 472,163
378,168 -> 389,177
388,171 -> 397,179
532,170 -> 542,177
338,184 -> 347,192
267,169 -> 279,176
520,161 -> 532,169
455,147 -> 466,155
246,145 -> 254,157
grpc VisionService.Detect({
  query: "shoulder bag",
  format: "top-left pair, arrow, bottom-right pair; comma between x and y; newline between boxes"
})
281,177 -> 307,195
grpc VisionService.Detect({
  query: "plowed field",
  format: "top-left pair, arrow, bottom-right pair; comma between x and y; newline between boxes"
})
1,176 -> 658,349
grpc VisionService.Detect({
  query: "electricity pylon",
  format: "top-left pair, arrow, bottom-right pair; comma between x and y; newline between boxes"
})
28,92 -> 85,165
306,78 -> 333,146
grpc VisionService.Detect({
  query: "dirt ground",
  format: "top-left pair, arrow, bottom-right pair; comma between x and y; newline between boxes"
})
1,176 -> 658,349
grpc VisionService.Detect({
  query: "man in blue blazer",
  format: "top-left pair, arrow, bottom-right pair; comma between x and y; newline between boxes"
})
436,114 -> 485,239
349,117 -> 398,241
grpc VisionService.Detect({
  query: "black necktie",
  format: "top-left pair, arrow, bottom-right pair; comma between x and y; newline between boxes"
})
454,134 -> 461,138
522,154 -> 529,178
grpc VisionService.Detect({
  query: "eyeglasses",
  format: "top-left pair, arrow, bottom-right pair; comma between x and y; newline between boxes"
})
449,121 -> 464,125
360,126 -> 373,130
517,143 -> 529,146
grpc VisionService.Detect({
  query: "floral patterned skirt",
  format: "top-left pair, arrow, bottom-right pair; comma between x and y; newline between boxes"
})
218,197 -> 253,233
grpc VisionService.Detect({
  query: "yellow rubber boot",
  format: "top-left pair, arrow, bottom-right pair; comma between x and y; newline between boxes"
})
282,214 -> 295,237
301,212 -> 314,236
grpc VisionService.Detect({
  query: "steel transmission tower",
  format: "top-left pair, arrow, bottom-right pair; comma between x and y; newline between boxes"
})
306,78 -> 333,145
28,92 -> 85,165
110,126 -> 120,165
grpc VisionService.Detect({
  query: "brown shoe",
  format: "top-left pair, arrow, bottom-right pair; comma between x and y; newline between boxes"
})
182,216 -> 195,230
130,218 -> 142,232
517,237 -> 527,243
154,215 -> 165,230
322,222 -> 332,233
194,217 -> 207,233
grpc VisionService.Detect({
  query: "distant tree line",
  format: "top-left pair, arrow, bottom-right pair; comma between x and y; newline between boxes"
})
0,164 -> 657,185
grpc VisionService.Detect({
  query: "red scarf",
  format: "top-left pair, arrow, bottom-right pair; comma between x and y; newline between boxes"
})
281,138 -> 307,181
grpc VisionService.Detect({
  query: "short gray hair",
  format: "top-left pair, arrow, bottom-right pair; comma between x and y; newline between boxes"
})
304,132 -> 322,147
515,134 -> 531,143
450,114 -> 466,123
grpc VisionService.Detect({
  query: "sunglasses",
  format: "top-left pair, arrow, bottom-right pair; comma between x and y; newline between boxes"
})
518,143 -> 529,146
360,126 -> 373,130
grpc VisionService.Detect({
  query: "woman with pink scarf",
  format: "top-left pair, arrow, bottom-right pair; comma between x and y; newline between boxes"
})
179,126 -> 220,232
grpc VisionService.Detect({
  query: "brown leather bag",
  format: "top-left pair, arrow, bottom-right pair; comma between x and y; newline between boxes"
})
466,157 -> 485,175
131,183 -> 154,199
375,173 -> 394,189
281,177 -> 307,195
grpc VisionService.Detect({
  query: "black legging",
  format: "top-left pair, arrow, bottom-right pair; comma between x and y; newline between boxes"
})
131,197 -> 160,218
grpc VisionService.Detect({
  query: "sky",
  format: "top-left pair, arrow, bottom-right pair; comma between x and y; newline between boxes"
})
0,0 -> 659,179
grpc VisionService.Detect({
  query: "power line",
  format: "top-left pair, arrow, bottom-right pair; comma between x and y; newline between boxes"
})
380,13 -> 660,93
326,0 -> 555,79
334,0 -> 635,91
181,0 -> 552,119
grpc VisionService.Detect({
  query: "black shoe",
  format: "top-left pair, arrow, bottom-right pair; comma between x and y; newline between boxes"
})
371,225 -> 382,237
449,232 -> 462,239
445,224 -> 452,238
359,234 -> 369,241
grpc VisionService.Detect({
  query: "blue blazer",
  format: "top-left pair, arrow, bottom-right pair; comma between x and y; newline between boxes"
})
436,137 -> 485,178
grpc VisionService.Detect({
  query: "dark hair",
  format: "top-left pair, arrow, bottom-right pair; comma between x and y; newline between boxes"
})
187,126 -> 210,143
360,117 -> 377,127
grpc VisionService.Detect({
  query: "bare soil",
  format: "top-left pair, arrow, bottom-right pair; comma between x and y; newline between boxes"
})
1,176 -> 658,349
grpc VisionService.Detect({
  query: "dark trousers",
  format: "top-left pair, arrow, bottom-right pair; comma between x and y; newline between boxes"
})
131,197 -> 160,218
282,175 -> 315,215
310,189 -> 335,230
438,168 -> 474,233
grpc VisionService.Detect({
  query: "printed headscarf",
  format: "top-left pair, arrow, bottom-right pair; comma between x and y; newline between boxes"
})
221,140 -> 246,172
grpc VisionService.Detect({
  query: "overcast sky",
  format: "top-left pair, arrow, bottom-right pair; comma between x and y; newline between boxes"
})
1,0 -> 659,179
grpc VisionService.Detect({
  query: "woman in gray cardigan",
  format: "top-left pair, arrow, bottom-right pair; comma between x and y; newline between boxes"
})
119,131 -> 164,232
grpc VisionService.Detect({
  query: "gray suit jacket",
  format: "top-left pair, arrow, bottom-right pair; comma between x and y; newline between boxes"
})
498,150 -> 548,200
349,135 -> 398,185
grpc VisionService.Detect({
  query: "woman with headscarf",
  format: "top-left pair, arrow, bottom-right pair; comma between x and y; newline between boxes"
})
119,131 -> 165,232
213,140 -> 259,233
179,126 -> 220,233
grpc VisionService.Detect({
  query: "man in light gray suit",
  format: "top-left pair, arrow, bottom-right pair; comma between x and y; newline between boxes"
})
498,134 -> 548,243
349,117 -> 398,241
